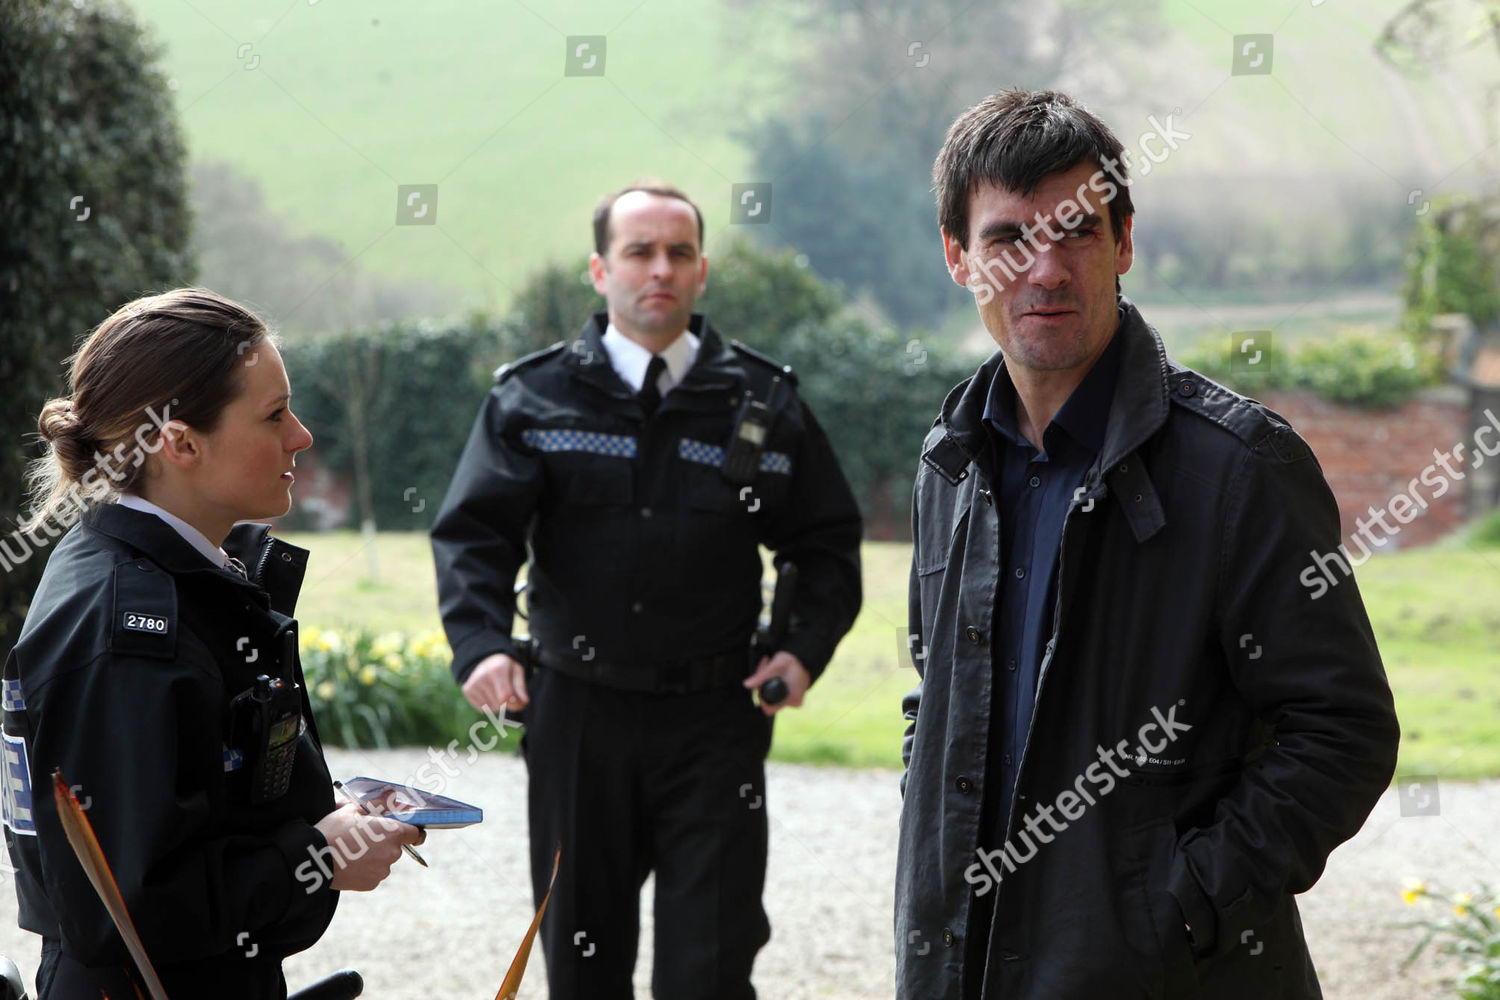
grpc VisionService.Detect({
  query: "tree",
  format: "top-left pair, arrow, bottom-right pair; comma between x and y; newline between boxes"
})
731,0 -> 1164,326
0,0 -> 194,656
1378,1 -> 1500,338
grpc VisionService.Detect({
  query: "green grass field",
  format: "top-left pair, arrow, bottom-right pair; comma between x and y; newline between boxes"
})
283,531 -> 1500,777
125,0 -> 805,304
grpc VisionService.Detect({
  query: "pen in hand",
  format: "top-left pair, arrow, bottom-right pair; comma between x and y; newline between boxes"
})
333,780 -> 429,869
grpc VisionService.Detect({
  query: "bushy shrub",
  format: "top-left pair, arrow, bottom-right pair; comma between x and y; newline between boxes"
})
1182,331 -> 1442,409
299,626 -> 514,750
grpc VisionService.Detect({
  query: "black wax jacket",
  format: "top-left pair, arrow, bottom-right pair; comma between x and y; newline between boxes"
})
895,298 -> 1400,999
3,504 -> 337,998
431,312 -> 863,685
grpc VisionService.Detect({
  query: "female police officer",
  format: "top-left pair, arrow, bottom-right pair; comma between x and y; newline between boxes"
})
1,288 -> 422,998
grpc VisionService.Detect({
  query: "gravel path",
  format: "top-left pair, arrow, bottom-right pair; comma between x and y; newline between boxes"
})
3,748 -> 1495,999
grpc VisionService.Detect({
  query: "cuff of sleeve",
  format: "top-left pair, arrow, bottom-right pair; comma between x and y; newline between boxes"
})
270,821 -> 331,905
780,632 -> 833,683
451,634 -> 518,685
1167,848 -> 1217,955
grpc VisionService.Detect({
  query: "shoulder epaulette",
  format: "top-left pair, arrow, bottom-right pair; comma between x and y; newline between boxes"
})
1167,366 -> 1306,458
730,340 -> 799,387
110,558 -> 178,660
920,433 -> 971,486
493,341 -> 567,384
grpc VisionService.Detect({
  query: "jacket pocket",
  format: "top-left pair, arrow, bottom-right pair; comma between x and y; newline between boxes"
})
1124,818 -> 1202,999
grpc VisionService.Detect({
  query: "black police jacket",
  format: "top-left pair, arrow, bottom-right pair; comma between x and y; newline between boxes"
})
2,503 -> 338,997
895,298 -> 1400,999
432,311 -> 863,685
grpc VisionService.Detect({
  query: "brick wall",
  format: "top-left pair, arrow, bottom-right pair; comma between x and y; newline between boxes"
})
1262,388 -> 1472,551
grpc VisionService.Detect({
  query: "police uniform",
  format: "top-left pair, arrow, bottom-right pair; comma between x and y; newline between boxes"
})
2,503 -> 338,999
431,311 -> 863,999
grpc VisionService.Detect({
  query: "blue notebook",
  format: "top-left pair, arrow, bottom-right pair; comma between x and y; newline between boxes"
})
342,776 -> 484,829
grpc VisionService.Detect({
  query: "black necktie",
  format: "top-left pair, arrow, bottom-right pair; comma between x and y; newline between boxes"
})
640,354 -> 667,417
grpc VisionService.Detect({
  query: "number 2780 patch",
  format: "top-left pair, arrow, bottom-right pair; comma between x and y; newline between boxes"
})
121,611 -> 169,634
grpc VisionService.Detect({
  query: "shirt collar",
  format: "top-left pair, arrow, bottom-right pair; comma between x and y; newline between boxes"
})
601,323 -> 700,395
983,313 -> 1125,458
115,493 -> 232,571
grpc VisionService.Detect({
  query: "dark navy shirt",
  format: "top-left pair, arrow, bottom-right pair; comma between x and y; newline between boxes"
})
979,325 -> 1123,846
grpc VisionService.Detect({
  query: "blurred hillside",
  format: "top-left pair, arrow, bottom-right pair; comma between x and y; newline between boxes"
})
123,0 -> 1499,339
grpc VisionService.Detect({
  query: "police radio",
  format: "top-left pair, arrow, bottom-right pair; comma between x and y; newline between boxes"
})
723,376 -> 786,486
230,673 -> 303,805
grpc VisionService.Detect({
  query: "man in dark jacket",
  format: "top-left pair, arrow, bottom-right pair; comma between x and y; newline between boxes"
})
431,180 -> 862,999
894,88 -> 1400,999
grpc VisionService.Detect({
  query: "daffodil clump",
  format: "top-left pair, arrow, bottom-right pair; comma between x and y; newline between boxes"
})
1399,880 -> 1500,999
298,626 -> 484,749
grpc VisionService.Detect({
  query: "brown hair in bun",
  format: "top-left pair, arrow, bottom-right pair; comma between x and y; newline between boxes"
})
23,287 -> 275,533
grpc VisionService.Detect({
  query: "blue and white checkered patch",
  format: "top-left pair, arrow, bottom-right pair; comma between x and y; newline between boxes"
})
223,745 -> 244,773
1,679 -> 23,713
520,429 -> 638,459
2,730 -> 35,836
678,439 -> 792,475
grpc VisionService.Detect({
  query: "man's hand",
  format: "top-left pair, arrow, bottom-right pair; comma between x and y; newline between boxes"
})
314,802 -> 426,892
743,651 -> 810,716
462,652 -> 529,714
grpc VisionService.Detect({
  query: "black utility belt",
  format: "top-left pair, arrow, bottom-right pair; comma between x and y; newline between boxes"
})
533,643 -> 747,695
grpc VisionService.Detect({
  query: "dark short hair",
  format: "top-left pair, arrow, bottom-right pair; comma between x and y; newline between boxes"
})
592,179 -> 704,256
933,88 -> 1135,249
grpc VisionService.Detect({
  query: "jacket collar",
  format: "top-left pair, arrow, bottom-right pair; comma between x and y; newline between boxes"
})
83,503 -> 308,615
567,311 -> 741,397
935,297 -> 1170,474
926,296 -> 1172,542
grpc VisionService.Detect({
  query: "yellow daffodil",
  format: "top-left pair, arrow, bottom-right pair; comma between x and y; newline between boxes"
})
1402,879 -> 1427,905
360,665 -> 378,686
300,626 -> 321,651
316,680 -> 335,700
384,653 -> 404,672
1454,892 -> 1473,916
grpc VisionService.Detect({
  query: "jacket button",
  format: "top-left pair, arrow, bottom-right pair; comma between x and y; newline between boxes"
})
1178,380 -> 1195,397
965,626 -> 983,644
942,928 -> 955,947
978,489 -> 992,506
281,551 -> 293,562
955,776 -> 972,794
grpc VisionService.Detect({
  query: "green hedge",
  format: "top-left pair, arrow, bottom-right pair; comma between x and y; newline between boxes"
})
281,238 -> 976,537
0,0 -> 193,655
278,320 -> 500,530
1182,331 -> 1443,409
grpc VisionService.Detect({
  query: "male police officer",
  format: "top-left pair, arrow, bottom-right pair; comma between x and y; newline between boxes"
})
895,90 -> 1399,998
432,180 -> 862,1000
